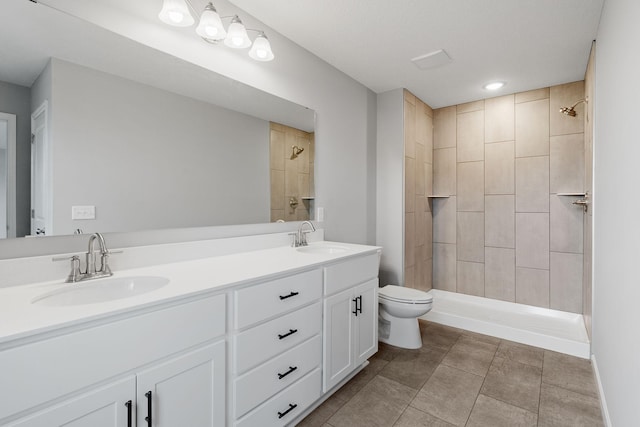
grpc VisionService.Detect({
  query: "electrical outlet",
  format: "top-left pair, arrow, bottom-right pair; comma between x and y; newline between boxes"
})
71,205 -> 96,220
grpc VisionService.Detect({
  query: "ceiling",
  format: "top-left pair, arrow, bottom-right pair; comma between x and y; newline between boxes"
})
230,0 -> 604,108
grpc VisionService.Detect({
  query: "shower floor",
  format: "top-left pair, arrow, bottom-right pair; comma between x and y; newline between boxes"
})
422,289 -> 590,359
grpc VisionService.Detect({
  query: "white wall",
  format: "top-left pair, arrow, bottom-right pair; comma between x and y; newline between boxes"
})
376,89 -> 404,286
49,59 -> 270,235
592,0 -> 640,424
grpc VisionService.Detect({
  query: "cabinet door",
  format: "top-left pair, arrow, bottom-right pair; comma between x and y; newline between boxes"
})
10,377 -> 135,427
136,340 -> 225,427
354,279 -> 379,366
322,288 -> 355,392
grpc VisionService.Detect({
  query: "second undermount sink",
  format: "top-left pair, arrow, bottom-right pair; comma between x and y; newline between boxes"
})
297,243 -> 350,255
32,276 -> 170,307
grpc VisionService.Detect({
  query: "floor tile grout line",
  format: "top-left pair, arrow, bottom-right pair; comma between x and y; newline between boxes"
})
462,338 -> 501,426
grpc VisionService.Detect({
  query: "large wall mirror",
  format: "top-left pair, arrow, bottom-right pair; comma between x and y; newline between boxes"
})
0,0 -> 315,240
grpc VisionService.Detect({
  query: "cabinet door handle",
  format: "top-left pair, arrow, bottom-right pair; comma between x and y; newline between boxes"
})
352,297 -> 359,316
277,365 -> 298,379
278,328 -> 298,340
357,295 -> 363,315
279,291 -> 299,300
277,403 -> 298,419
125,400 -> 132,427
145,391 -> 152,426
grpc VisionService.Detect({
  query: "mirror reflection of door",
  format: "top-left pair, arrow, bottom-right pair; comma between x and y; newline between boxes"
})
0,111 -> 16,239
30,102 -> 49,237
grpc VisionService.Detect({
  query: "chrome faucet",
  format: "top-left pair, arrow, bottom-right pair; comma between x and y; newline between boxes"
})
53,232 -> 120,283
289,221 -> 316,247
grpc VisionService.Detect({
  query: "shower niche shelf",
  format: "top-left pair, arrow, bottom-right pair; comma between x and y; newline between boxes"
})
427,195 -> 450,198
301,197 -> 315,200
556,192 -> 587,196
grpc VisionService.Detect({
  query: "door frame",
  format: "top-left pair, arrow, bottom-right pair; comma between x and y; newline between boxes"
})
31,101 -> 52,236
0,112 -> 17,238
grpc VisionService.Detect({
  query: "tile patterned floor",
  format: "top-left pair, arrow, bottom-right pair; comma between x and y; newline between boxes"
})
298,320 -> 604,427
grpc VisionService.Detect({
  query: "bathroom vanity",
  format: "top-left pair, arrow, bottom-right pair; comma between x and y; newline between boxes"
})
0,239 -> 381,426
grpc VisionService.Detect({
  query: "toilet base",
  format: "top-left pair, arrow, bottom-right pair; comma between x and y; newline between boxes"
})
378,308 -> 423,349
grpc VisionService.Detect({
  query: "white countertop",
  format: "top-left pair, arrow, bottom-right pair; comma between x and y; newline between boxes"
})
0,241 -> 381,345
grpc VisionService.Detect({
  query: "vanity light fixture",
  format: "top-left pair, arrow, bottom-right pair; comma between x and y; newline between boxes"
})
158,0 -> 275,61
483,81 -> 505,91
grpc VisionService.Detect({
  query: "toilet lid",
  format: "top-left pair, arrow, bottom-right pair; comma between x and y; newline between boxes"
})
378,285 -> 433,304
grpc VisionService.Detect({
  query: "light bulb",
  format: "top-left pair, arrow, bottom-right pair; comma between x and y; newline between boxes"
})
224,16 -> 251,49
483,81 -> 505,91
249,33 -> 274,61
159,0 -> 194,27
195,3 -> 226,41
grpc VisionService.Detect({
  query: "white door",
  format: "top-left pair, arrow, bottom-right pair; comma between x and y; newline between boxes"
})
322,287 -> 355,392
354,279 -> 379,366
30,102 -> 50,236
136,341 -> 226,427
0,112 -> 16,238
9,376 -> 134,427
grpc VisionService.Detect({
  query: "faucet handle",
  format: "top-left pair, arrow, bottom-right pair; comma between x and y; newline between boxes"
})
288,232 -> 299,247
52,255 -> 83,283
99,250 -> 122,275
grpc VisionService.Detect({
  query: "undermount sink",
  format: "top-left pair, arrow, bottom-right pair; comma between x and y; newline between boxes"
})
32,276 -> 170,307
297,244 -> 350,255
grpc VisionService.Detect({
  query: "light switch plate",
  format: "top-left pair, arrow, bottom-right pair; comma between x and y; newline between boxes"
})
72,205 -> 96,220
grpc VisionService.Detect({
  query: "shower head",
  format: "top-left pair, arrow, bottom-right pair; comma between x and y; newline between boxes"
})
559,98 -> 587,118
290,145 -> 304,159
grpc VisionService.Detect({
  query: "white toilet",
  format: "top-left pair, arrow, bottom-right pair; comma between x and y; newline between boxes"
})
378,285 -> 433,349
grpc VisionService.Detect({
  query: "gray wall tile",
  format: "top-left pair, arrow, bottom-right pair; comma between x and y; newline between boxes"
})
485,95 -> 515,143
550,133 -> 585,193
458,212 -> 485,262
434,106 -> 456,149
550,252 -> 583,313
485,195 -> 515,248
434,148 -> 456,195
515,99 -> 550,157
457,110 -> 485,162
457,161 -> 485,211
457,261 -> 485,297
550,81 -> 585,136
433,196 -> 457,244
550,195 -> 583,253
516,213 -> 550,269
516,156 -> 549,212
516,267 -> 550,307
434,243 -> 457,291
485,141 -> 515,194
485,247 -> 516,302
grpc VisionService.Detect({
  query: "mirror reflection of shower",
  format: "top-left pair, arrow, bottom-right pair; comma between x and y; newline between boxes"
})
559,97 -> 588,117
290,145 -> 304,159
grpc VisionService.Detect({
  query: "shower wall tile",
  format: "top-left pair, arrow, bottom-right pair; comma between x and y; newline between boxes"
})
485,247 -> 516,302
404,98 -> 416,158
516,267 -> 549,308
434,148 -> 456,195
550,81 -> 585,136
550,195 -> 584,253
515,99 -> 550,158
415,245 -> 426,290
433,196 -> 457,244
270,170 -> 285,209
457,100 -> 485,114
516,213 -> 550,270
416,197 -> 426,247
457,110 -> 485,162
434,106 -> 457,149
296,136 -> 310,173
405,212 -> 415,268
550,252 -> 583,313
515,87 -> 550,104
416,144 -> 426,195
433,243 -> 457,292
457,212 -> 485,262
425,114 -> 434,163
485,95 -> 515,143
405,266 -> 415,288
485,141 -> 515,194
457,161 -> 484,211
405,157 -> 415,212
271,209 -> 284,222
285,157 -> 299,196
457,261 -> 485,297
485,195 -> 515,248
425,259 -> 433,291
425,213 -> 433,259
425,162 -> 433,196
550,133 -> 585,193
416,102 -> 429,146
516,156 -> 549,212
270,129 -> 285,171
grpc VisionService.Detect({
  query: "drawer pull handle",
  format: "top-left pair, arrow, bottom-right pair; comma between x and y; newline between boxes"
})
145,391 -> 152,426
278,328 -> 298,340
277,365 -> 298,379
353,295 -> 363,316
279,291 -> 299,300
278,403 -> 298,419
125,400 -> 132,427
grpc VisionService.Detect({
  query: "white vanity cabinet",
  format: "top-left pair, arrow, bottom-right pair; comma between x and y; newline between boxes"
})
322,253 -> 379,392
1,294 -> 226,427
231,268 -> 323,426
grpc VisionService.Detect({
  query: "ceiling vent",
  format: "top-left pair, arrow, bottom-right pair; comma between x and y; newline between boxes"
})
411,49 -> 452,70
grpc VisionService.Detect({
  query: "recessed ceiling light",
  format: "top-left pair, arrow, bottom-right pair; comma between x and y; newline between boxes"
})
483,81 -> 505,91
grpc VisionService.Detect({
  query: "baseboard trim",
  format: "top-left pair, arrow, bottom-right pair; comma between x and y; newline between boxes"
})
591,354 -> 612,427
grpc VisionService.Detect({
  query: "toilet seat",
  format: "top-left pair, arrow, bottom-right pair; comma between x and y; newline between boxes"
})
379,285 -> 433,304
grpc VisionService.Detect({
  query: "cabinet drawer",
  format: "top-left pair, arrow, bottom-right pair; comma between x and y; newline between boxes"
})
235,368 -> 321,427
324,253 -> 379,295
234,335 -> 321,418
0,293 -> 225,421
233,302 -> 321,374
234,269 -> 322,329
